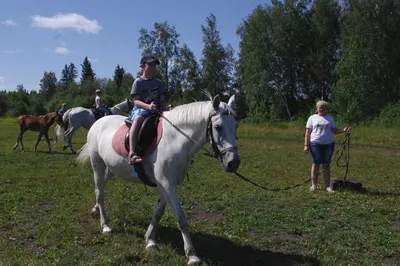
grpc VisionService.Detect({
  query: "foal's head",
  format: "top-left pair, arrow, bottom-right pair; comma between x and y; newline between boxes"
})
208,95 -> 240,173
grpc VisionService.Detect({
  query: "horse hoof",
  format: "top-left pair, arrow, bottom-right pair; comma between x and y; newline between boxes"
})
63,145 -> 68,150
188,256 -> 201,265
71,150 -> 76,154
145,240 -> 158,252
102,226 -> 112,235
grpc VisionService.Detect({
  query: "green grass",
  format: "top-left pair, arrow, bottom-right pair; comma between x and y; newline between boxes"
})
0,117 -> 399,266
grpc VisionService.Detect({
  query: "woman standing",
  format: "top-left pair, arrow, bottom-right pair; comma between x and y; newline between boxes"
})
304,100 -> 350,192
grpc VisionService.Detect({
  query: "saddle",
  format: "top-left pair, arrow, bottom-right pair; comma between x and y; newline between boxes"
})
123,114 -> 161,157
111,114 -> 163,187
91,107 -> 111,120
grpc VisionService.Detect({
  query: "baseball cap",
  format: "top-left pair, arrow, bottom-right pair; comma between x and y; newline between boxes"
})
140,55 -> 160,65
95,89 -> 101,93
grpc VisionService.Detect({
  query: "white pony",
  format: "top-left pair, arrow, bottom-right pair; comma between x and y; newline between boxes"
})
76,94 -> 240,265
55,99 -> 132,153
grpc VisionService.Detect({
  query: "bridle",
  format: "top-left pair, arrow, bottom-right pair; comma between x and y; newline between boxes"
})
157,108 -> 238,161
206,110 -> 238,161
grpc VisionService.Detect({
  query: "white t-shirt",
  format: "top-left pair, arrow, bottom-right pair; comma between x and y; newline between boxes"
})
306,114 -> 336,144
95,96 -> 101,108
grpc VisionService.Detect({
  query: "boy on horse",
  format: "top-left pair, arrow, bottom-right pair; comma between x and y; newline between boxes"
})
95,89 -> 110,116
128,54 -> 170,164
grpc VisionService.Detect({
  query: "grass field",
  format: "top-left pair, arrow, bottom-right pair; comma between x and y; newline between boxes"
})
1,116 -> 399,266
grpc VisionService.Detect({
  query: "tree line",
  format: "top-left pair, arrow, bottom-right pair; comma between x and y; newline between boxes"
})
1,0 -> 400,125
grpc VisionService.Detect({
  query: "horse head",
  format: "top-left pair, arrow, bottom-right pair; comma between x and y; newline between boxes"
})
208,95 -> 240,173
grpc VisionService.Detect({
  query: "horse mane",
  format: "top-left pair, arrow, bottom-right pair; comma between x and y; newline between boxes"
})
165,101 -> 213,127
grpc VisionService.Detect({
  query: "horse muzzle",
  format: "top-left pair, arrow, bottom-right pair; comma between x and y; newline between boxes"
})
222,150 -> 240,173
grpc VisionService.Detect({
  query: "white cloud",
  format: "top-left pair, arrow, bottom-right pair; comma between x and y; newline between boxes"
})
1,20 -> 17,26
0,77 -> 4,85
55,46 -> 71,55
2,49 -> 23,54
88,58 -> 99,62
32,13 -> 101,34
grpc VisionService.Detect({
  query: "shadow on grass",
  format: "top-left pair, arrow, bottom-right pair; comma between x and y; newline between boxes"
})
334,184 -> 400,198
114,216 -> 320,266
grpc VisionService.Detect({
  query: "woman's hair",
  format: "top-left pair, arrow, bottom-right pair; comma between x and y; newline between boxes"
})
316,100 -> 328,108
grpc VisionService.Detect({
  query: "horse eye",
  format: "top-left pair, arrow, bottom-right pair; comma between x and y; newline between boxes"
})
215,125 -> 222,131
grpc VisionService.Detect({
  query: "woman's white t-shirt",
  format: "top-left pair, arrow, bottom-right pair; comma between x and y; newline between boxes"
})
306,114 -> 336,144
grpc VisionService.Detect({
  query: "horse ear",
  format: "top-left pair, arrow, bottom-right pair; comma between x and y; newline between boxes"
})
227,95 -> 236,110
212,95 -> 220,111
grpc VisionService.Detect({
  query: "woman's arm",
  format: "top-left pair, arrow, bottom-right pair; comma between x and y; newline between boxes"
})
332,126 -> 350,134
304,128 -> 311,152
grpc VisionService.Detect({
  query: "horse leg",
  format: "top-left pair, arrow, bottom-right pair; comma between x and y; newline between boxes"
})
64,127 -> 77,153
92,162 -> 113,234
145,195 -> 166,251
13,132 -> 20,150
159,185 -> 201,265
91,167 -> 114,219
13,128 -> 25,151
34,133 -> 44,152
43,131 -> 53,153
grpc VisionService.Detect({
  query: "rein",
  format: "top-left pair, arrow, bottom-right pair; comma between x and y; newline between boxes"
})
156,110 -> 219,158
158,109 -> 351,192
234,132 -> 351,191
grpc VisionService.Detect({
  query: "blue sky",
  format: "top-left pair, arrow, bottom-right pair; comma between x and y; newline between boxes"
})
0,0 -> 269,92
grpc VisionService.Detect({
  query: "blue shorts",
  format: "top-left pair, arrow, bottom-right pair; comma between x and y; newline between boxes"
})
309,142 -> 335,165
129,106 -> 153,121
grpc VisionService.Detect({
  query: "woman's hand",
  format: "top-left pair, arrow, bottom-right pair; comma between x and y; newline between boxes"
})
304,145 -> 309,153
343,126 -> 351,133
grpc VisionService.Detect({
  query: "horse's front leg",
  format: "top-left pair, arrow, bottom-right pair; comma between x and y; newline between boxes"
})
34,133 -> 43,152
145,195 -> 166,251
160,184 -> 201,265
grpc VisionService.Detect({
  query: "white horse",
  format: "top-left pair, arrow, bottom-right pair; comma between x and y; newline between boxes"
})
76,94 -> 240,265
55,99 -> 133,153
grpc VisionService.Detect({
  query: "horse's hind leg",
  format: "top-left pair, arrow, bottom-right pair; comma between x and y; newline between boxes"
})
14,129 -> 26,152
159,185 -> 201,265
91,162 -> 114,234
64,127 -> 77,153
145,195 -> 166,251
13,133 -> 20,150
43,131 -> 53,153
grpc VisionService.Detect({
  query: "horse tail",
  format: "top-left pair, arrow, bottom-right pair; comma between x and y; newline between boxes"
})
55,109 -> 71,143
76,143 -> 90,165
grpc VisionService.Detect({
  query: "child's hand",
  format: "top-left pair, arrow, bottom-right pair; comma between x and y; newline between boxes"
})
149,102 -> 157,111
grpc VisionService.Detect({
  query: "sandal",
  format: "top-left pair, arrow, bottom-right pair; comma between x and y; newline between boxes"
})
129,153 -> 142,165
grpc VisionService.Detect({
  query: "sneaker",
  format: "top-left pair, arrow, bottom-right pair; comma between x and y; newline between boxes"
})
309,185 -> 317,192
325,187 -> 335,193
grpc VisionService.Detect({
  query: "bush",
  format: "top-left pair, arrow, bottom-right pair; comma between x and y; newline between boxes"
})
376,103 -> 400,127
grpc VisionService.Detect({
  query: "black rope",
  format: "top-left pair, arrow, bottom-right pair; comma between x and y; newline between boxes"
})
233,133 -> 351,191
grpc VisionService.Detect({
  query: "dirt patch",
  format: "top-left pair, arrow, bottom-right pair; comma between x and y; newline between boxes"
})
248,228 -> 305,241
390,220 -> 400,231
382,256 -> 398,265
190,204 -> 227,222
39,203 -> 52,212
